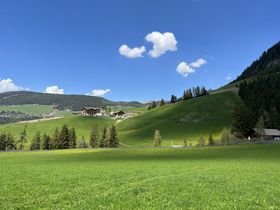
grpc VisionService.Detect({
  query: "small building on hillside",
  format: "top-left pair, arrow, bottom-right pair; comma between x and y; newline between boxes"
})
112,111 -> 126,119
254,129 -> 280,140
81,107 -> 103,116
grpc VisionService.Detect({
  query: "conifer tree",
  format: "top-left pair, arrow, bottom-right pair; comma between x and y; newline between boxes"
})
99,127 -> 108,148
68,128 -> 77,149
171,95 -> 177,103
160,99 -> 165,106
51,127 -> 60,149
78,136 -> 88,148
109,125 -> 119,147
60,125 -> 69,149
30,131 -> 41,150
90,124 -> 99,148
17,125 -> 27,150
42,133 -> 51,150
208,134 -> 215,146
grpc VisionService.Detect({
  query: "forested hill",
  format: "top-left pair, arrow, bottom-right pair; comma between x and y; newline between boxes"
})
233,41 -> 280,83
0,91 -> 143,111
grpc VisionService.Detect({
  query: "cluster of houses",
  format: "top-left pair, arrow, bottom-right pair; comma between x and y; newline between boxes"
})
81,107 -> 128,119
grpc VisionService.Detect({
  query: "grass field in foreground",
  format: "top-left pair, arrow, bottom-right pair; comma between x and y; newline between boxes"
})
0,144 -> 280,209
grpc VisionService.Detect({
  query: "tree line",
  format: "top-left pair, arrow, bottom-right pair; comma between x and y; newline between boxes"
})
232,73 -> 280,138
148,86 -> 209,110
0,124 -> 119,151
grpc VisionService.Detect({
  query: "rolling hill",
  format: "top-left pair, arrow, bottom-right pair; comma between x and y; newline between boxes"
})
117,91 -> 242,146
0,91 -> 143,111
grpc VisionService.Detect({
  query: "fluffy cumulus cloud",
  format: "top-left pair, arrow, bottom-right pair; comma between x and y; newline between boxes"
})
145,32 -> 177,58
176,58 -> 207,77
87,89 -> 111,97
119,44 -> 146,58
0,78 -> 27,93
45,85 -> 64,94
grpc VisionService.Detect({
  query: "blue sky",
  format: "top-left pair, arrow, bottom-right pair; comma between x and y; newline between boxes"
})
0,0 -> 279,101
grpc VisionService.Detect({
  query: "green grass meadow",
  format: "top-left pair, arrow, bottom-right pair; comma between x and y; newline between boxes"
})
1,144 -> 280,209
0,116 -> 113,149
118,92 -> 242,146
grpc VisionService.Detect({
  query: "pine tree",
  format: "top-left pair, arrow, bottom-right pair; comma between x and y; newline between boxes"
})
51,128 -> 60,149
109,125 -> 119,148
17,125 -> 27,150
0,133 -> 17,151
99,127 -> 108,148
68,128 -> 77,149
153,130 -> 161,147
160,99 -> 165,106
60,125 -> 69,149
208,134 -> 214,146
151,101 -> 157,109
171,95 -> 177,103
42,133 -> 51,150
90,125 -> 99,148
30,132 -> 41,150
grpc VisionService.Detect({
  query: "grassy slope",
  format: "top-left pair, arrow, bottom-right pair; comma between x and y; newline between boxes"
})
1,144 -> 280,209
0,116 -> 113,148
0,104 -> 53,115
118,91 -> 242,146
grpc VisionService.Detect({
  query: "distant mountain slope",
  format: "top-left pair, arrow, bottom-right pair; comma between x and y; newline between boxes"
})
233,41 -> 280,83
0,91 -> 143,111
117,91 -> 242,146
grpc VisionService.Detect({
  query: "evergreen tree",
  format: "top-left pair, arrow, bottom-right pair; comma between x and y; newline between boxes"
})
30,131 -> 41,150
151,101 -> 157,109
171,95 -> 177,103
68,128 -> 77,149
208,134 -> 215,146
109,125 -> 119,147
153,129 -> 161,147
51,128 -> 60,149
42,133 -> 51,150
17,125 -> 27,150
99,127 -> 108,148
160,99 -> 165,106
59,125 -> 69,149
0,133 -> 16,151
90,124 -> 99,148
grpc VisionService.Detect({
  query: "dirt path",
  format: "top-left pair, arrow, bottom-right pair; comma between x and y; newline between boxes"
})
16,116 -> 63,124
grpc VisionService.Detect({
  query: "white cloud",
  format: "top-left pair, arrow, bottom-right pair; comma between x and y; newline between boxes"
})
0,78 -> 27,93
190,58 -> 207,68
87,89 -> 111,97
45,85 -> 64,94
119,44 -> 146,58
176,58 -> 207,77
145,32 -> 177,58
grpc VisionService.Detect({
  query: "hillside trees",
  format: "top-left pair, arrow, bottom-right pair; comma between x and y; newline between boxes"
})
0,132 -> 16,151
154,130 -> 161,147
108,125 -> 119,148
90,124 -> 99,148
42,133 -> 51,150
30,132 -> 41,150
17,125 -> 27,150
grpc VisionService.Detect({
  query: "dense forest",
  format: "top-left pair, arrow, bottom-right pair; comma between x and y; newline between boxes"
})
232,73 -> 280,137
233,41 -> 280,82
0,91 -> 143,111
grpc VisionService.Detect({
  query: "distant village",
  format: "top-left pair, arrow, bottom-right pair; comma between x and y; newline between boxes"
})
80,107 -> 133,120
